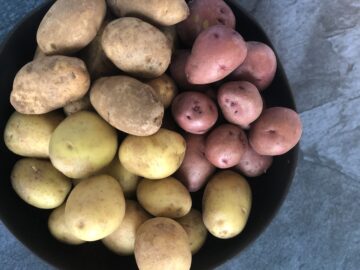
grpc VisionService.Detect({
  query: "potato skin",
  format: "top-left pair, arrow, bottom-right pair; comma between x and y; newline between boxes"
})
159,25 -> 178,52
203,170 -> 252,239
102,17 -> 171,78
33,46 -> 46,60
90,76 -> 164,136
37,0 -> 106,55
63,94 -> 92,116
249,107 -> 302,156
134,217 -> 192,270
65,175 -> 126,241
11,158 -> 71,209
137,177 -> 192,218
185,25 -> 247,84
4,111 -> 64,158
10,56 -> 90,114
171,91 -> 218,134
147,74 -> 178,108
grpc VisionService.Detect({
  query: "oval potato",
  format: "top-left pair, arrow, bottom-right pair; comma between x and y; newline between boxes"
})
63,94 -> 92,116
147,74 -> 178,108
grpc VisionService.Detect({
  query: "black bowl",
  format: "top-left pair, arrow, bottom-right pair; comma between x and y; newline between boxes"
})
0,1 -> 298,269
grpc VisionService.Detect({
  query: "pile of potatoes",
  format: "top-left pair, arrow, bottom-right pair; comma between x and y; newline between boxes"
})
3,0 -> 302,269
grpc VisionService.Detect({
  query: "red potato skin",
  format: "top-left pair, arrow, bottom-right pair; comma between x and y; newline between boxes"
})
172,91 -> 218,134
249,107 -> 302,156
231,41 -> 277,91
205,124 -> 248,168
218,81 -> 263,128
177,0 -> 236,46
185,25 -> 248,85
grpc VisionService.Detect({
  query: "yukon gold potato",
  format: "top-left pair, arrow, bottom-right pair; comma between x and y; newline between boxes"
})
48,204 -> 85,245
90,76 -> 164,136
147,74 -> 178,108
203,170 -> 252,239
119,128 -> 186,179
102,18 -> 171,78
4,111 -> 64,158
49,111 -> 118,179
102,200 -> 150,255
63,94 -> 92,116
65,175 -> 126,241
10,56 -> 90,114
37,0 -> 106,55
135,217 -> 191,270
137,177 -> 192,218
11,158 -> 71,209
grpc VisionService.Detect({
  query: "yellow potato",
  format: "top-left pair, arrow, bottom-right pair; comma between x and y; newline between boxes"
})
147,74 -> 178,108
11,158 -> 71,209
49,111 -> 118,179
137,177 -> 191,218
48,204 -> 85,245
65,175 -> 125,241
119,128 -> 186,179
63,94 -> 92,116
134,217 -> 191,270
202,170 -> 252,239
102,200 -> 150,255
4,111 -> 64,158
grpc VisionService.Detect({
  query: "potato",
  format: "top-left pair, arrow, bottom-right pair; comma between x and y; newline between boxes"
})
10,56 -> 90,114
102,18 -> 171,78
177,0 -> 236,46
65,174 -> 125,241
90,76 -> 164,136
37,0 -> 106,55
49,111 -> 118,179
137,177 -> 192,218
63,94 -> 92,116
33,46 -> 46,60
134,217 -> 191,270
147,74 -> 178,108
231,41 -> 277,90
4,111 -> 64,158
218,81 -> 263,128
205,124 -> 248,168
159,25 -> 178,51
119,128 -> 186,179
176,134 -> 215,192
11,158 -> 71,209
171,91 -> 218,134
203,170 -> 252,239
249,107 -> 302,156
102,200 -> 150,255
48,204 -> 85,245
107,0 -> 189,26
176,209 -> 207,254
185,25 -> 248,84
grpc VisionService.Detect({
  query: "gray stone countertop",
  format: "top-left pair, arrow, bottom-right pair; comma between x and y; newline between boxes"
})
0,0 -> 359,269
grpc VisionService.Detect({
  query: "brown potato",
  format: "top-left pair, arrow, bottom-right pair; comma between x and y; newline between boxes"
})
33,46 -> 46,60
249,107 -> 302,155
147,74 -> 178,108
63,94 -> 92,116
159,25 -> 178,51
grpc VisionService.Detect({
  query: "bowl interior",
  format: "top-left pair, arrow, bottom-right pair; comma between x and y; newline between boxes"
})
0,1 -> 298,269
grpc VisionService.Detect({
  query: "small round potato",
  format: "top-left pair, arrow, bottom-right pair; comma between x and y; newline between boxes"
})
4,111 -> 64,158
147,74 -> 178,108
48,204 -> 85,245
65,175 -> 126,241
63,94 -> 92,116
135,217 -> 192,270
11,158 -> 71,209
137,177 -> 192,218
102,200 -> 150,255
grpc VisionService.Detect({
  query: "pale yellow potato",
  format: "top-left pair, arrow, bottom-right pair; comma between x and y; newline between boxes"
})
176,209 -> 207,254
63,94 -> 92,116
202,170 -> 252,239
11,158 -> 71,209
65,174 -> 125,241
33,46 -> 46,60
48,204 -> 85,245
134,217 -> 191,270
147,74 -> 178,108
4,111 -> 64,158
102,200 -> 150,255
119,128 -> 186,179
137,177 -> 191,218
49,111 -> 118,179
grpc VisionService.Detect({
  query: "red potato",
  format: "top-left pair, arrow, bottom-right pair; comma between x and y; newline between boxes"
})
172,91 -> 218,134
249,107 -> 302,156
218,81 -> 263,128
176,134 -> 216,192
177,0 -> 236,46
185,25 -> 248,85
231,41 -> 277,91
205,124 -> 247,168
